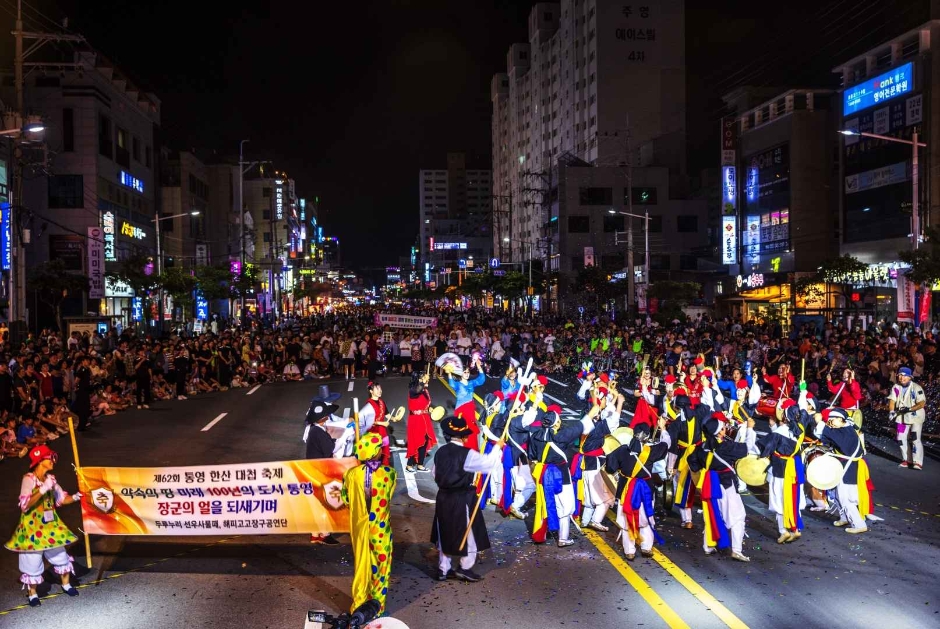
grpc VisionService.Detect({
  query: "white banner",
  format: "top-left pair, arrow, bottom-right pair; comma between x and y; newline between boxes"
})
897,273 -> 915,323
722,216 -> 738,265
584,246 -> 595,267
87,227 -> 104,299
373,313 -> 438,329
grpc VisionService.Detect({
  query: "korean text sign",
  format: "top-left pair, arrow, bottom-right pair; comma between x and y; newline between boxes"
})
78,458 -> 357,535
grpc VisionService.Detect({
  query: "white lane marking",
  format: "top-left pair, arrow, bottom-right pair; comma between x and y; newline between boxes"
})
201,413 -> 228,432
342,407 -> 350,420
546,377 -> 569,388
246,385 -> 261,396
543,392 -> 568,407
398,453 -> 435,504
347,381 -> 354,392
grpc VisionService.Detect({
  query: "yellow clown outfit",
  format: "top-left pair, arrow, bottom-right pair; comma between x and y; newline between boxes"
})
342,433 -> 397,614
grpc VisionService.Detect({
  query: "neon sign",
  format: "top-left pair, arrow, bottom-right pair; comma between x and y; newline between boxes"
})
103,211 -> 117,261
118,170 -> 144,193
843,62 -> 913,115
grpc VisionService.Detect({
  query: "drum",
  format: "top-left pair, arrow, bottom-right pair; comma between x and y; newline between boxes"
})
735,455 -> 770,487
430,406 -> 446,422
602,427 -> 634,455
847,408 -> 863,429
803,445 -> 832,505
756,396 -> 779,420
805,451 -> 843,491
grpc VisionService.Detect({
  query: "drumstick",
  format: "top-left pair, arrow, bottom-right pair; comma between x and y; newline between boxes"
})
352,397 -> 361,444
801,358 -> 805,383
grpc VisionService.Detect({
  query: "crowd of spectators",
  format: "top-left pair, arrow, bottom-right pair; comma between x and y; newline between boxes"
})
1,305 -> 936,463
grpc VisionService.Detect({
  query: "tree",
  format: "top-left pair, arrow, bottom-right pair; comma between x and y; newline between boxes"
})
194,266 -> 234,302
230,265 -> 259,300
647,280 -> 700,324
794,254 -> 868,308
159,267 -> 197,319
898,227 -> 940,285
27,259 -> 89,333
105,253 -> 160,295
574,265 -> 628,308
292,281 -> 333,301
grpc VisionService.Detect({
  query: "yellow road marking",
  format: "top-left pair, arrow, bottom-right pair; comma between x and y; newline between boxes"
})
874,502 -> 940,517
0,537 -> 237,616
650,548 -> 750,629
584,529 -> 691,628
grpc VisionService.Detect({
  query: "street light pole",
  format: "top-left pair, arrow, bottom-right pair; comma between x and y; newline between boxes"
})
610,209 -> 651,317
238,140 -> 249,324
839,129 -> 926,250
153,211 -> 200,331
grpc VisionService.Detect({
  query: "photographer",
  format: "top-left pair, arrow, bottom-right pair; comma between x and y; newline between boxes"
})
888,366 -> 926,470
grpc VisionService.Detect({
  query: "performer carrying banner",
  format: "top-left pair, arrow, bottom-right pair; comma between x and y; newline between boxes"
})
342,433 -> 397,615
5,445 -> 82,607
431,416 -> 502,582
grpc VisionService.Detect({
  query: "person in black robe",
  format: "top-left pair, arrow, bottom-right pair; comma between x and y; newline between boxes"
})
304,386 -> 341,545
431,415 -> 502,582
73,356 -> 92,431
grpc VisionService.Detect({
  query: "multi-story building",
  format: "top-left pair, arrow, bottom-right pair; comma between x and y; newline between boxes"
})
159,149 -> 210,269
13,49 -> 160,329
418,153 -> 492,285
718,88 -> 840,322
491,1 -> 706,310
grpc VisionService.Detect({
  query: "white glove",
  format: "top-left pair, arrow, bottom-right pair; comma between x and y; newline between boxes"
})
38,477 -> 56,495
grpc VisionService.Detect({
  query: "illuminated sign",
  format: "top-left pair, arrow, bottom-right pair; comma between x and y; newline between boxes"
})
743,215 -> 760,265
118,170 -> 144,193
300,198 -> 306,221
843,62 -> 914,115
721,166 -> 736,214
722,216 -> 737,265
131,297 -> 143,321
230,259 -> 241,276
0,202 -> 9,271
746,167 -> 758,202
120,221 -> 146,240
275,180 -> 284,220
735,273 -> 764,289
195,294 -> 208,321
433,242 -> 467,250
102,211 -> 117,261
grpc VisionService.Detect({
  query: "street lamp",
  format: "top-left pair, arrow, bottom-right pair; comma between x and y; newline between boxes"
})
153,210 -> 200,275
609,209 -> 652,313
839,128 -> 927,250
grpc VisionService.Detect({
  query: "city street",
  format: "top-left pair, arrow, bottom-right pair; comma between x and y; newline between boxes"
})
1,375 -> 938,629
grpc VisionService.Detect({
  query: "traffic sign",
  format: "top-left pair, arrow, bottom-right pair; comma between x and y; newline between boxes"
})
443,268 -> 452,274
458,259 -> 467,269
489,258 -> 500,268
493,270 -> 505,277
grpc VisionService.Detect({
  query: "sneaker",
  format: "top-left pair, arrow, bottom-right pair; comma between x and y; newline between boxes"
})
62,584 -> 79,597
640,549 -> 654,558
833,520 -> 850,527
416,465 -> 429,472
405,465 -> 416,473
731,552 -> 751,562
143,405 -> 149,409
28,595 -> 40,607
913,463 -> 923,471
453,567 -> 482,582
625,552 -> 636,561
681,522 -> 694,530
777,532 -> 793,544
703,548 -> 717,556
790,531 -> 802,540
845,527 -> 868,535
899,461 -> 909,468
586,521 -> 609,532
435,569 -> 455,581
509,507 -> 527,520
557,539 -> 575,548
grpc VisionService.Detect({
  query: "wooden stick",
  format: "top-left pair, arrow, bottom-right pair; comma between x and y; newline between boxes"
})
67,416 -> 93,569
801,358 -> 805,383
352,398 -> 361,445
458,357 -> 533,551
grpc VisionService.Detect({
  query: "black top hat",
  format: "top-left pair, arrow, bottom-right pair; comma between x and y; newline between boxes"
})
312,385 -> 341,404
440,415 -> 473,439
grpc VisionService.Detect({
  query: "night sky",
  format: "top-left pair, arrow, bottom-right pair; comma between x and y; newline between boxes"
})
2,0 -> 932,268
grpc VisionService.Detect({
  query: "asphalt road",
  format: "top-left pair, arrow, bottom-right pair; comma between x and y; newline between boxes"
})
0,373 -> 938,629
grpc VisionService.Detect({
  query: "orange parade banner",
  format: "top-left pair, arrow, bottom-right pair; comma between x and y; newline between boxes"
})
77,458 -> 358,535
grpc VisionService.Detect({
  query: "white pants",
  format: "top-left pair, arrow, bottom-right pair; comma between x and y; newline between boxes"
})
834,482 -> 867,529
616,502 -> 653,555
18,547 -> 73,585
438,529 -> 477,572
767,476 -> 805,528
555,482 -> 576,542
487,451 -> 504,501
704,488 -> 745,554
580,468 -> 614,526
510,464 -> 536,510
898,424 -> 924,466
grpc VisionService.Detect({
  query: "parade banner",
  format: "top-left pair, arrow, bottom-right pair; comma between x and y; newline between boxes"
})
78,458 -> 357,536
373,313 -> 438,329
896,274 -> 915,323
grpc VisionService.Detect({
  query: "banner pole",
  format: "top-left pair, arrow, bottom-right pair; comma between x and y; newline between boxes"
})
67,416 -> 92,569
352,397 -> 361,444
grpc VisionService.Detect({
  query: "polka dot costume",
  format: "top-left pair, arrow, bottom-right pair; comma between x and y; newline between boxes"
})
343,434 -> 397,615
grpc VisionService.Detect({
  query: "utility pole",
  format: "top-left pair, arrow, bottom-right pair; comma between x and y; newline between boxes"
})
238,139 -> 248,324
11,0 -> 82,333
627,220 -> 634,317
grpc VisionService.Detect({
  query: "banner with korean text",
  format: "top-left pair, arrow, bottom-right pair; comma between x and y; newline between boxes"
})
373,313 -> 438,329
78,458 -> 357,535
